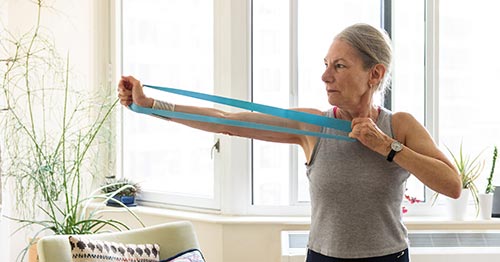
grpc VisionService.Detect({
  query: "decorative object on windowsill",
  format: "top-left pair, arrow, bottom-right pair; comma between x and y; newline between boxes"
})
432,142 -> 485,220
101,178 -> 141,207
480,146 -> 497,219
446,142 -> 485,220
0,2 -> 143,261
402,189 -> 422,215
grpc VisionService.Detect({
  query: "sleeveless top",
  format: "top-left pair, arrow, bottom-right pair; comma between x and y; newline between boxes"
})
306,107 -> 410,258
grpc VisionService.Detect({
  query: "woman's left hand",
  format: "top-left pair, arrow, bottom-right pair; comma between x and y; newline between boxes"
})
349,117 -> 392,156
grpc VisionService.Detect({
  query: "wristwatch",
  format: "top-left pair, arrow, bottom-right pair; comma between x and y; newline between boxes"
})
387,141 -> 403,162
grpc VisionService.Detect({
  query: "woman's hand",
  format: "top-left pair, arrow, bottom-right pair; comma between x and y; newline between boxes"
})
349,117 -> 392,156
117,76 -> 154,108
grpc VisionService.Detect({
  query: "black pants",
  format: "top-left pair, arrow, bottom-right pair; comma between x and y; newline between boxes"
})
306,248 -> 409,262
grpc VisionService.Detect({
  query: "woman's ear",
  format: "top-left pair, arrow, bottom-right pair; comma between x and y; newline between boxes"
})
369,64 -> 386,87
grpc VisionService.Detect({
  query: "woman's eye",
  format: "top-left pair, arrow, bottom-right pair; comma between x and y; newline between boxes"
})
335,63 -> 345,69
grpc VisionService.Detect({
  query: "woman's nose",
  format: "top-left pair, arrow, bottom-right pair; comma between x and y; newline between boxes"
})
322,67 -> 333,83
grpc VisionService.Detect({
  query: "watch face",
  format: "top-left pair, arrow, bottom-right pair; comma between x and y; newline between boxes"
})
391,141 -> 403,151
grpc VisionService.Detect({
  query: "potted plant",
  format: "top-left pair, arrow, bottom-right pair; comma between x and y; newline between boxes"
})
102,178 -> 141,207
0,2 -> 143,261
479,146 -> 497,219
485,146 -> 497,194
445,142 -> 485,220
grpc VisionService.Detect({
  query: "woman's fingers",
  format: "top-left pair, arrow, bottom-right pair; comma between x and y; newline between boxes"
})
117,78 -> 133,106
350,117 -> 390,155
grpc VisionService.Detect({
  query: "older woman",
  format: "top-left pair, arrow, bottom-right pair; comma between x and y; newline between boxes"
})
118,23 -> 461,261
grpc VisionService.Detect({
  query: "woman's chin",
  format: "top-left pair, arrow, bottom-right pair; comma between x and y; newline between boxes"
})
327,97 -> 339,106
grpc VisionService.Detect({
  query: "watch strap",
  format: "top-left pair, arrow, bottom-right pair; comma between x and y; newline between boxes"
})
387,150 -> 397,162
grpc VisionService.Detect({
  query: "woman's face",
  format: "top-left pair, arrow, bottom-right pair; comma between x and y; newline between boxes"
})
322,39 -> 373,109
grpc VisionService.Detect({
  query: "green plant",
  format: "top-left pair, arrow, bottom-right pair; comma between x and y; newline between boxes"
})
486,146 -> 498,194
0,2 -> 143,261
446,142 -> 485,217
102,178 -> 141,197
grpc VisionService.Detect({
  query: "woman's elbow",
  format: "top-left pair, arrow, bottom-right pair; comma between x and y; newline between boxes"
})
445,178 -> 462,199
448,186 -> 462,199
444,168 -> 462,199
437,177 -> 462,199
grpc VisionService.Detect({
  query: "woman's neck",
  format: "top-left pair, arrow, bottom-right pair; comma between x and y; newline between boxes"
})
336,105 -> 380,122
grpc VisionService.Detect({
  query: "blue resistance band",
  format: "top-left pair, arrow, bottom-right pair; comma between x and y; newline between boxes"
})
129,84 -> 355,142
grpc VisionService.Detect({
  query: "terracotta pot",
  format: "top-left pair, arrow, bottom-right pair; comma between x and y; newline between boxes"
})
28,238 -> 39,262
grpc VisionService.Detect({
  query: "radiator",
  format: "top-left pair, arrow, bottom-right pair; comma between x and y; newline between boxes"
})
281,230 -> 500,262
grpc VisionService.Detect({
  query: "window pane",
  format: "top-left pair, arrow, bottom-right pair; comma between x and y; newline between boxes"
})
122,0 -> 214,199
297,0 -> 381,202
439,0 -> 500,190
252,0 -> 381,205
392,0 -> 425,201
252,0 -> 290,205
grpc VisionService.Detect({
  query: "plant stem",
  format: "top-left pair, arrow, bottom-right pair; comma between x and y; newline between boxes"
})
486,146 -> 498,194
25,0 -> 43,160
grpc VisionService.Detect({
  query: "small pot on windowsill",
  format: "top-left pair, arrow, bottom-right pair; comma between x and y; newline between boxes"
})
106,195 -> 137,207
479,193 -> 494,220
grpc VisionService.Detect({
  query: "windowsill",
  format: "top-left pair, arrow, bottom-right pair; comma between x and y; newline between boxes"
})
403,216 -> 500,224
96,203 -> 500,228
120,204 -> 313,225
403,216 -> 500,230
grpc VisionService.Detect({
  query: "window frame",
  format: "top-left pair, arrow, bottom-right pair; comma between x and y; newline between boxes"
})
115,0 -> 223,211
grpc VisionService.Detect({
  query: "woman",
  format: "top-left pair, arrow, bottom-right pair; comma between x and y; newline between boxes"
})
118,24 -> 461,261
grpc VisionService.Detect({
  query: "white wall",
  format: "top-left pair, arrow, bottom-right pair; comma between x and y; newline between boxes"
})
97,206 -> 310,262
0,0 -> 7,247
98,206 -> 500,262
0,1 -> 101,261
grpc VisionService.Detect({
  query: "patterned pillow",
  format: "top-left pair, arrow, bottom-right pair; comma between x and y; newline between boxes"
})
161,249 -> 205,262
69,236 -> 160,262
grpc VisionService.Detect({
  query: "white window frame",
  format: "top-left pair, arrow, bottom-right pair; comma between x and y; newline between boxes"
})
114,0 -> 225,212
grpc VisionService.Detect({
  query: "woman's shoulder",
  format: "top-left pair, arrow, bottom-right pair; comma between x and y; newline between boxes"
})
390,110 -> 425,143
378,107 -> 415,121
392,111 -> 416,122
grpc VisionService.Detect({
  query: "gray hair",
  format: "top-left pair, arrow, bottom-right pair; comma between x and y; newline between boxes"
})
335,23 -> 392,102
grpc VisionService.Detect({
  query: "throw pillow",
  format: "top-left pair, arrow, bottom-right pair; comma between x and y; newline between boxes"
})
161,249 -> 205,262
69,235 -> 160,262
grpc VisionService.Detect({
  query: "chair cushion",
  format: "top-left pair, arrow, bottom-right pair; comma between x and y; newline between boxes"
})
69,235 -> 160,262
161,249 -> 205,262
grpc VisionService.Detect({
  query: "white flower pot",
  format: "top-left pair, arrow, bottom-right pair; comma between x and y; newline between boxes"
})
447,188 -> 470,220
479,193 -> 494,220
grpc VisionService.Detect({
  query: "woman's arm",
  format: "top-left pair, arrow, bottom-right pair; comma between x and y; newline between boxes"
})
170,104 -> 320,145
389,112 -> 461,199
350,112 -> 461,199
118,76 -> 320,157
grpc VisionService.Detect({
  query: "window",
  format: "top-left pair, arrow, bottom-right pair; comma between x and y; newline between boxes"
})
120,0 -> 217,208
117,0 -> 499,215
391,0 -> 425,202
439,0 -> 500,191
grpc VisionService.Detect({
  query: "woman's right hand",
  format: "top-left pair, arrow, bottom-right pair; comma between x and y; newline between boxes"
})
117,75 -> 154,108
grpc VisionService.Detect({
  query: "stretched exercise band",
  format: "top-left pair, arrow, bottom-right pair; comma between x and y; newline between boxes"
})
129,84 -> 355,142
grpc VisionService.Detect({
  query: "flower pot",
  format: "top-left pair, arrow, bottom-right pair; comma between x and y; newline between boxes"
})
106,195 -> 136,207
479,193 -> 494,220
447,188 -> 470,220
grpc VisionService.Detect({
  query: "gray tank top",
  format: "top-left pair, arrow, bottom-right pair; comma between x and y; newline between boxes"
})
306,107 -> 410,258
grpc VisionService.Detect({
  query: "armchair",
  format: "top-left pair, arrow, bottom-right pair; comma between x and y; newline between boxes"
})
37,221 -> 201,262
